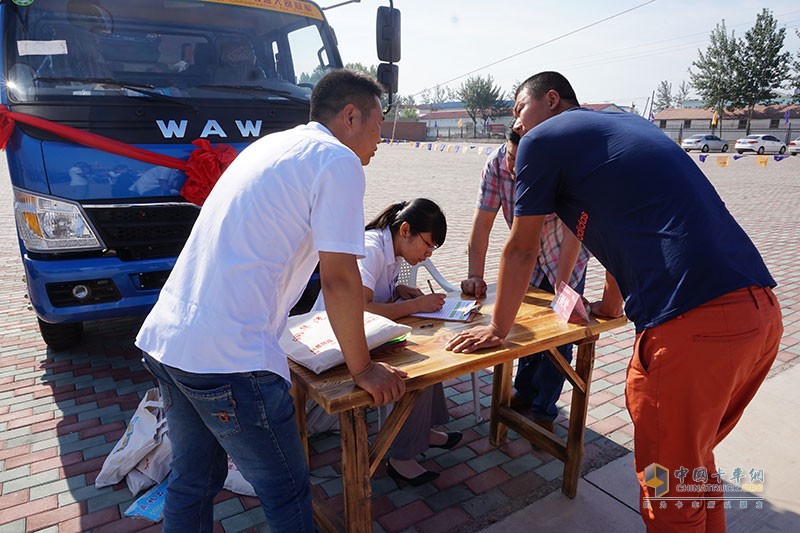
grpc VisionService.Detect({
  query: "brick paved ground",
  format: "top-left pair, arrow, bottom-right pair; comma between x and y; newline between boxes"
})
1,143 -> 798,532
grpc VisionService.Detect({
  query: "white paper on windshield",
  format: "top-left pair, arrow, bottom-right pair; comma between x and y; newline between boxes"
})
17,40 -> 68,56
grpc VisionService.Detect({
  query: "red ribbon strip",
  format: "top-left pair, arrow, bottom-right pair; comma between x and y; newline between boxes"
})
0,106 -> 237,206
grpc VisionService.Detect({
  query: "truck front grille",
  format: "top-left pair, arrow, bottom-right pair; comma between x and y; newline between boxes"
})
83,202 -> 200,261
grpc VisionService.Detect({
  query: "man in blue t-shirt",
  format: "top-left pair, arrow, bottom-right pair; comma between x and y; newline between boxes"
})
446,71 -> 783,532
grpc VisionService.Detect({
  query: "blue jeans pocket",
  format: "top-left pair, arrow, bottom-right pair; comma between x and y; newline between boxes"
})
255,372 -> 295,425
177,382 -> 242,439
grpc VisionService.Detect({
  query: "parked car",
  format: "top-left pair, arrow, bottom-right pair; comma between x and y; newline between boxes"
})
681,134 -> 728,153
788,136 -> 800,156
734,134 -> 786,154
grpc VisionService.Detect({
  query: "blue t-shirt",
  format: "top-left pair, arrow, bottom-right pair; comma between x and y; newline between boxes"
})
514,107 -> 775,330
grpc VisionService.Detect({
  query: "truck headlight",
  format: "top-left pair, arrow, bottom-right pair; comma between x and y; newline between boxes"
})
13,189 -> 103,252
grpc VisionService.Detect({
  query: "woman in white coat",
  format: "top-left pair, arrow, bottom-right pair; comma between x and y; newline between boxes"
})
315,198 -> 462,485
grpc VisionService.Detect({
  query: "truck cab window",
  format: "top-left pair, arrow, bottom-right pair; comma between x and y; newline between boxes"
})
214,39 -> 266,85
6,0 -> 339,102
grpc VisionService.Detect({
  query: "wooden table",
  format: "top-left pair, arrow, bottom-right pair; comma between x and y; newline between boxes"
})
289,287 -> 626,532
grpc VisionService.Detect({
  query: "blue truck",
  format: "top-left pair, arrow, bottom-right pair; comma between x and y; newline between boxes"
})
2,0 -> 400,348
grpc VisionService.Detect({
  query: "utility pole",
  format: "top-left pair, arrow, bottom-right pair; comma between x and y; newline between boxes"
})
391,103 -> 400,142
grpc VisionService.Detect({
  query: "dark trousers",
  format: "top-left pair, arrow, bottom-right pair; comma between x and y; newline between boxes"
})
514,273 -> 586,421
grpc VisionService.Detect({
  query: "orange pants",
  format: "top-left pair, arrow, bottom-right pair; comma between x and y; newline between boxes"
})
626,286 -> 782,532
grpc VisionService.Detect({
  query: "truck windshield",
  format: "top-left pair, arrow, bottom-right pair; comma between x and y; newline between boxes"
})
4,0 -> 340,104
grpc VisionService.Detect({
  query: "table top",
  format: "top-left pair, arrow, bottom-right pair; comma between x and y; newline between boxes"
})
288,287 -> 627,414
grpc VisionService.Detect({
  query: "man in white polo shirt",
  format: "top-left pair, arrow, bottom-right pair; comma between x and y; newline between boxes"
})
136,69 -> 407,533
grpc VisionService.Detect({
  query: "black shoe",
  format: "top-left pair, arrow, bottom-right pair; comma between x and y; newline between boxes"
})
509,392 -> 532,410
429,431 -> 463,450
386,461 -> 439,487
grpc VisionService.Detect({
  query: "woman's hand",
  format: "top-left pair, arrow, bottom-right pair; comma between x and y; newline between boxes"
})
414,293 -> 446,313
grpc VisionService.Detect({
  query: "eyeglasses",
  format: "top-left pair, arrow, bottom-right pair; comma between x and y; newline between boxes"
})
418,233 -> 438,251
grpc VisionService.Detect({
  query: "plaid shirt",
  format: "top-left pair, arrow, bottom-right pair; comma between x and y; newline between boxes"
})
477,144 -> 591,291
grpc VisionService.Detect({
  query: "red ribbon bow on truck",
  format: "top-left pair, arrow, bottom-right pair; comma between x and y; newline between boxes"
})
0,106 -> 237,206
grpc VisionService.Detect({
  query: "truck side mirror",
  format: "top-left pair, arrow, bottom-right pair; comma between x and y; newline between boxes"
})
377,63 -> 398,95
376,6 -> 400,63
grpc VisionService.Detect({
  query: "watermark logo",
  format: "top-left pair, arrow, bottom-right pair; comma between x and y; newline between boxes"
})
642,464 -> 765,510
645,463 -> 670,497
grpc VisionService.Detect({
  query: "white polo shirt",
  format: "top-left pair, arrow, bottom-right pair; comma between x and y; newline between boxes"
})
358,227 -> 402,303
312,226 -> 402,310
136,122 -> 366,383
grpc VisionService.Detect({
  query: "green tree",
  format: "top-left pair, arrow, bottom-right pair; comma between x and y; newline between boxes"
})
675,81 -> 691,108
385,94 -> 417,120
492,97 -> 513,118
298,63 -> 378,87
419,84 -> 454,107
510,80 -> 522,99
457,75 -> 503,133
792,30 -> 800,103
344,62 -> 378,78
733,9 -> 791,133
654,80 -> 673,112
298,65 -> 330,86
689,21 -> 738,132
299,63 -> 406,112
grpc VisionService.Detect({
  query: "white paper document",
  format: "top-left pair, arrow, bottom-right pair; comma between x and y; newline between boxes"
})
409,298 -> 481,321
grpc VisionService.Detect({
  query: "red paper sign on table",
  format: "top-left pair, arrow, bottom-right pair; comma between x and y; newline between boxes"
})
550,281 -> 590,325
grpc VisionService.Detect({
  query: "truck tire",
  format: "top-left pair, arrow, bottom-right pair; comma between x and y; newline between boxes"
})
37,319 -> 83,350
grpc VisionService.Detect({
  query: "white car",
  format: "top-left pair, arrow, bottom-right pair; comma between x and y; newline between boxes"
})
734,134 -> 786,155
788,136 -> 800,156
681,134 -> 728,153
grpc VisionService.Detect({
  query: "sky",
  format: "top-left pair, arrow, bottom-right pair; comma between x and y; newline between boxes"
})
322,0 -> 800,114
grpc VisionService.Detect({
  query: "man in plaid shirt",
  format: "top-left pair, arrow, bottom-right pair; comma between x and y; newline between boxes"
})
461,129 -> 590,430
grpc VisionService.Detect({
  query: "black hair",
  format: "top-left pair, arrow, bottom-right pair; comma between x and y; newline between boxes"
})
508,129 -> 521,146
310,68 -> 384,124
516,71 -> 579,107
366,198 -> 447,248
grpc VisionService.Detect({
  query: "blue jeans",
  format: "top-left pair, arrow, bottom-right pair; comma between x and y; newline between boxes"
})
514,273 -> 586,421
142,353 -> 314,533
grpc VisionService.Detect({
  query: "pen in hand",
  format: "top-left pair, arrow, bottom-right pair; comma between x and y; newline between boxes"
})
427,280 -> 435,294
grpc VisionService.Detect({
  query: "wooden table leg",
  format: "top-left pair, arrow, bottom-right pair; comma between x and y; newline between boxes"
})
489,361 -> 513,446
561,340 -> 597,498
339,407 -> 371,533
368,390 -> 421,476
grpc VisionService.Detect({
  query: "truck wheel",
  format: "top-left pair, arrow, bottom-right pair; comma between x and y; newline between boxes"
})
37,319 -> 83,350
